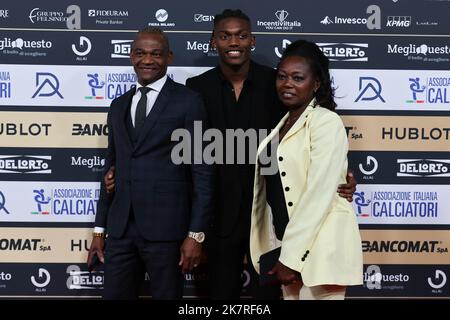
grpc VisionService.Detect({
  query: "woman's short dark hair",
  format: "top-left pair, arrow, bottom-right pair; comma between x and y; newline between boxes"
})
279,40 -> 336,111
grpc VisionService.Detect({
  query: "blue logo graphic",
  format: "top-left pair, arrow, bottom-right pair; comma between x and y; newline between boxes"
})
354,191 -> 370,217
355,77 -> 385,102
32,73 -> 63,98
85,73 -> 105,99
408,77 -> 426,103
32,189 -> 51,215
0,190 -> 10,214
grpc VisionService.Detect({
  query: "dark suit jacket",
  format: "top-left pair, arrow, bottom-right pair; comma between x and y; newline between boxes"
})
186,61 -> 285,238
95,78 -> 214,241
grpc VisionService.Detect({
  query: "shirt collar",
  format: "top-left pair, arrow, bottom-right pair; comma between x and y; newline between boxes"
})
217,61 -> 254,85
135,74 -> 167,94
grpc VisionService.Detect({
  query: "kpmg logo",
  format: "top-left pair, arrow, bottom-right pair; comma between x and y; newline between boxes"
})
354,191 -> 371,217
257,10 -> 301,31
66,265 -> 103,290
0,71 -> 11,99
149,9 -> 175,27
0,190 -> 10,214
32,189 -> 51,215
194,13 -> 214,22
85,72 -> 136,100
32,73 -> 63,99
386,16 -> 411,27
388,43 -> 450,63
359,155 -> 378,177
0,155 -> 51,174
407,77 -> 450,104
320,5 -> 380,30
317,43 -> 368,61
111,40 -> 132,58
71,36 -> 91,60
355,77 -> 385,102
397,159 -> 450,177
28,7 -> 68,24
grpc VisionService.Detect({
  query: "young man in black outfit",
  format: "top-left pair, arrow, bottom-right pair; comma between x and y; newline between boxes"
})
104,10 -> 356,299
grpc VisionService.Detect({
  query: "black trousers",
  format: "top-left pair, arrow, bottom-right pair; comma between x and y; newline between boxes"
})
103,213 -> 183,300
207,206 -> 281,300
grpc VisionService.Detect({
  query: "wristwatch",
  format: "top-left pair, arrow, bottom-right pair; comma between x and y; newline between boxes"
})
188,231 -> 205,243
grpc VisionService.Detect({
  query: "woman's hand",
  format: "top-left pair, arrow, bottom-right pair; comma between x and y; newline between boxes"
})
268,261 -> 303,286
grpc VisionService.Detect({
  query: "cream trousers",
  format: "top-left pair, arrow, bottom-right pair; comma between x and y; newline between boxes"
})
282,283 -> 346,300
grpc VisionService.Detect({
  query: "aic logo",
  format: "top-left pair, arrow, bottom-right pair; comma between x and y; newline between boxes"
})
359,155 -> 378,176
32,189 -> 51,215
30,268 -> 51,289
354,191 -> 370,217
407,77 -> 450,104
427,269 -> 447,290
355,77 -> 385,102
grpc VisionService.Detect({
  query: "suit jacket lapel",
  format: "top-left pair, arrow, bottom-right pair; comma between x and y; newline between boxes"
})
134,77 -> 172,149
280,101 -> 316,143
117,89 -> 134,151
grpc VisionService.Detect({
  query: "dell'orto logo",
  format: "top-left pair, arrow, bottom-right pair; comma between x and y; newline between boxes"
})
359,155 -> 378,175
397,159 -> 450,177
66,265 -> 103,290
111,40 -> 132,58
31,268 -> 51,289
32,73 -> 63,99
317,43 -> 368,61
0,155 -> 51,174
428,269 -> 447,290
0,190 -> 10,214
71,36 -> 91,57
355,77 -> 385,102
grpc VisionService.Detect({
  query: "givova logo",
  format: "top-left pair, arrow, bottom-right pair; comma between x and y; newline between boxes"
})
397,159 -> 450,177
407,77 -> 450,104
364,264 -> 409,290
0,155 -> 51,174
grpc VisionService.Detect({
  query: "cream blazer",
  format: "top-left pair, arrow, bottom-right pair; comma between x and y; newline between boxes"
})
250,100 -> 363,287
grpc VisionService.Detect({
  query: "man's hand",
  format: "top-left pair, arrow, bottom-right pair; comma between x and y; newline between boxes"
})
104,166 -> 115,194
268,261 -> 302,287
178,237 -> 202,274
87,237 -> 105,270
337,170 -> 357,202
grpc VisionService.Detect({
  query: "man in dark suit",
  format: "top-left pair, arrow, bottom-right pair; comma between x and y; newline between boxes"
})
103,10 -> 356,300
87,27 -> 214,299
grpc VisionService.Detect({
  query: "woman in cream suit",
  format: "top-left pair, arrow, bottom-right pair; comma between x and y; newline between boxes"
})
250,40 -> 363,300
